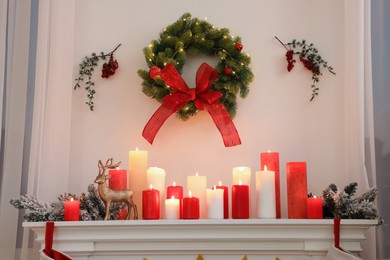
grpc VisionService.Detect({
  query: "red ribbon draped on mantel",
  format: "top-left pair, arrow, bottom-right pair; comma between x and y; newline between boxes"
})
42,222 -> 72,260
142,63 -> 241,147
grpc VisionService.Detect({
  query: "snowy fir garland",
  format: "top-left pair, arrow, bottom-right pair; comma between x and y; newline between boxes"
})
10,184 -> 124,222
322,182 -> 382,224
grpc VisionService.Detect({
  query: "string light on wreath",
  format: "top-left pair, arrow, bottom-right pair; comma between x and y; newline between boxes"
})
275,36 -> 335,101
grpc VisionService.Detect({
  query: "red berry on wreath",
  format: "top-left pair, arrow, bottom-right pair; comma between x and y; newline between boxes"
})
149,66 -> 161,80
223,67 -> 233,75
235,43 -> 243,51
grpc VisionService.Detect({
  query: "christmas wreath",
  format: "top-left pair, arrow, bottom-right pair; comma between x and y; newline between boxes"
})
138,13 -> 253,147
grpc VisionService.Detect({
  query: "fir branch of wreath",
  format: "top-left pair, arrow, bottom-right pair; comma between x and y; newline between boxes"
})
275,36 -> 335,101
74,43 -> 121,111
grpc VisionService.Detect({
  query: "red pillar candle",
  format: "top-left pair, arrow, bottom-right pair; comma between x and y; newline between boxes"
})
182,191 -> 200,219
109,168 -> 127,190
286,162 -> 308,219
307,196 -> 323,219
260,151 -> 280,218
232,182 -> 250,219
167,182 -> 183,218
142,185 -> 160,219
109,168 -> 128,219
167,182 -> 183,199
64,198 -> 80,221
216,181 -> 229,219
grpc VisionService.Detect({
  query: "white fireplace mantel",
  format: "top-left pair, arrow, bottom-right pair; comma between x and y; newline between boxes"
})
23,219 -> 376,260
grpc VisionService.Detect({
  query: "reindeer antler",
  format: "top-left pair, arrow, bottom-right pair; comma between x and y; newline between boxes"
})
104,158 -> 122,169
98,160 -> 105,175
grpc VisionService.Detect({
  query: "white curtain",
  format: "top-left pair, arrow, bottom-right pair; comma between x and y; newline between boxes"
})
0,0 -> 32,259
371,0 -> 390,258
344,0 -> 377,259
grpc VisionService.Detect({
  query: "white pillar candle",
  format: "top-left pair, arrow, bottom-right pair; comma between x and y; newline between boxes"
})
164,196 -> 180,219
128,148 -> 148,217
232,166 -> 251,186
256,166 -> 276,218
206,187 -> 224,219
187,173 -> 207,219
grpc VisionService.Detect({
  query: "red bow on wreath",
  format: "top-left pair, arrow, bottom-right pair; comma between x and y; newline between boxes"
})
142,62 -> 241,147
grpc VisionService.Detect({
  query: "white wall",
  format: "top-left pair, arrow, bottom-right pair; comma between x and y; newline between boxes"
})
65,0 -> 346,218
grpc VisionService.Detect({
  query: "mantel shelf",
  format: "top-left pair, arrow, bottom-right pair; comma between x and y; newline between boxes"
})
24,219 -> 377,260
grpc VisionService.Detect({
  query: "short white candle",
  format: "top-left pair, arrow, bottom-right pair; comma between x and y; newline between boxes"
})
256,165 -> 276,218
206,187 -> 224,219
187,173 -> 207,219
164,196 -> 180,219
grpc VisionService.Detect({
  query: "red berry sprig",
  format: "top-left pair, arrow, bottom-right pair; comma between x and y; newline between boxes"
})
74,43 -> 121,111
285,50 -> 296,72
275,36 -> 335,101
101,54 -> 119,78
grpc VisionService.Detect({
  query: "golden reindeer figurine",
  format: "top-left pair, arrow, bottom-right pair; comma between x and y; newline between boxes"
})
94,158 -> 138,220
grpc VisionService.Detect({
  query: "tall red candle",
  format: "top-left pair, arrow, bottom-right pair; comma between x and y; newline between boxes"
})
167,182 -> 183,218
307,196 -> 323,219
109,168 -> 128,219
182,191 -> 199,219
142,186 -> 160,219
216,181 -> 229,219
260,151 -> 280,218
286,162 -> 308,219
64,198 -> 80,221
232,183 -> 249,219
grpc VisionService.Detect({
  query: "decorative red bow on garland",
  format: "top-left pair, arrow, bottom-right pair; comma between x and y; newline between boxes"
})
142,63 -> 241,147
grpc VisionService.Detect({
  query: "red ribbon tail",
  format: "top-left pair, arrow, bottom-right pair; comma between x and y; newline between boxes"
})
142,105 -> 176,144
206,103 -> 241,147
43,222 -> 54,257
334,218 -> 341,250
43,222 -> 73,260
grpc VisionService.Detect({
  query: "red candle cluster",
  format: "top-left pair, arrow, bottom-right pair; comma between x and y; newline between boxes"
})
125,148 -> 320,220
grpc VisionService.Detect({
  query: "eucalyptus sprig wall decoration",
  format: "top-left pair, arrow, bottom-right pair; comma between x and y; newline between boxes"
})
275,36 -> 335,101
74,44 -> 121,111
